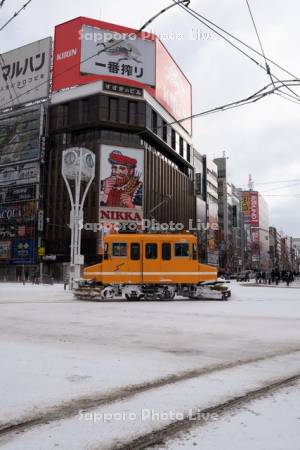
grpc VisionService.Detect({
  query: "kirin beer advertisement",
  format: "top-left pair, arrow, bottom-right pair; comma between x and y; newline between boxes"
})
99,145 -> 144,223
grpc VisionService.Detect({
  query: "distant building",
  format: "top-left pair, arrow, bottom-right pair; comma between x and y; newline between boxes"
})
214,157 -> 242,273
241,190 -> 270,271
269,226 -> 282,269
205,158 -> 219,266
292,238 -> 300,271
193,151 -> 207,262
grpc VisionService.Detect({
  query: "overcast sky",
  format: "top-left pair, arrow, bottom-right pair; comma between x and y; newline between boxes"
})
1,0 -> 300,236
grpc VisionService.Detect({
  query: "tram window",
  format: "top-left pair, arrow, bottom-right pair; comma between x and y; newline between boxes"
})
174,243 -> 190,257
112,243 -> 127,257
131,243 -> 140,260
145,243 -> 157,259
162,243 -> 171,260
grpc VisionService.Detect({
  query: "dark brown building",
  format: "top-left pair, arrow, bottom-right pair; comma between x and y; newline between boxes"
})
45,84 -> 196,277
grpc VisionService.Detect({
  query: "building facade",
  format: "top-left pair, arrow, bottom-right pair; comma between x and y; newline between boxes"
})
0,37 -> 52,280
269,226 -> 282,270
241,190 -> 270,271
214,157 -> 242,273
43,17 -> 196,278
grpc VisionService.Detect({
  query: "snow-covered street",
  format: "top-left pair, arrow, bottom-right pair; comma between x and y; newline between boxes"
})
0,281 -> 299,449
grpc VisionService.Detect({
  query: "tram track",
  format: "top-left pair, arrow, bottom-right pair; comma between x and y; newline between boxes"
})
1,346 -> 300,440
114,373 -> 300,450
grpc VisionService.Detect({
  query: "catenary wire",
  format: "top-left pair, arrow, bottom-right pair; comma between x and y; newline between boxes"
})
172,1 -> 300,82
0,1 -> 189,110
172,0 -> 300,101
171,0 -> 300,102
0,0 -> 31,32
244,0 -> 275,87
0,0 -> 298,110
275,91 -> 300,106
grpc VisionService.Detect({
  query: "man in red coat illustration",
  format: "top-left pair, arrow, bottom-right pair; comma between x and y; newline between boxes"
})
100,150 -> 143,209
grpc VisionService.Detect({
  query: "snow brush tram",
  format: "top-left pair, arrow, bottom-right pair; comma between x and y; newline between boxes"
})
74,233 -> 231,301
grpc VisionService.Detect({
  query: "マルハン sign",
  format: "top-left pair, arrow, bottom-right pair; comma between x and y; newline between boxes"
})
0,37 -> 51,109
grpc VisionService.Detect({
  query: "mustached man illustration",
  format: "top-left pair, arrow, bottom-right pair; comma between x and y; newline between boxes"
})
100,150 -> 143,209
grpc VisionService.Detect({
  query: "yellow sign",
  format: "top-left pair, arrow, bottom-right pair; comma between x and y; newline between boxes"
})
241,192 -> 250,214
38,247 -> 45,256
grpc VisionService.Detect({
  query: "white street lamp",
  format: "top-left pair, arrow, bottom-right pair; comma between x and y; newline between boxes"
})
62,147 -> 95,289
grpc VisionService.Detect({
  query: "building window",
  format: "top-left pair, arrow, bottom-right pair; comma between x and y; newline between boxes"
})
171,129 -> 176,150
179,137 -> 184,157
162,243 -> 171,260
78,99 -> 89,123
162,120 -> 167,142
145,243 -> 157,259
152,110 -> 157,133
109,97 -> 118,122
186,144 -> 191,162
128,101 -> 137,125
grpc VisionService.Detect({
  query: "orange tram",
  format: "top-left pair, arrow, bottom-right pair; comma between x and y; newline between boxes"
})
74,233 -> 231,301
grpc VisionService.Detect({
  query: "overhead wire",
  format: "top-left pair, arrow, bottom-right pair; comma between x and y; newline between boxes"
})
0,0 -> 32,106
172,0 -> 300,102
1,0 -> 300,113
240,178 -> 300,187
172,1 -> 300,81
275,91 -> 300,106
261,181 -> 300,194
0,1 -> 189,110
244,0 -> 275,87
0,0 -> 31,32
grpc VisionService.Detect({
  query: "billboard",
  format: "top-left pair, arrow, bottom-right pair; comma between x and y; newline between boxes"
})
241,192 -> 250,215
52,17 -> 192,135
0,201 -> 36,224
0,162 -> 40,186
251,228 -> 260,258
249,192 -> 259,226
52,17 -> 155,92
11,238 -> 35,264
242,191 -> 259,226
0,107 -> 41,165
0,37 -> 51,109
0,241 -> 11,259
0,185 -> 36,204
99,144 -> 143,223
0,224 -> 34,240
155,39 -> 192,135
80,25 -> 155,86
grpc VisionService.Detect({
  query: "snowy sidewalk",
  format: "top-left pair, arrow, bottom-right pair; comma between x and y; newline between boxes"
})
240,280 -> 300,288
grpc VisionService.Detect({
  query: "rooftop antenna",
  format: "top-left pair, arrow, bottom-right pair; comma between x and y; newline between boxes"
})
248,174 -> 254,191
